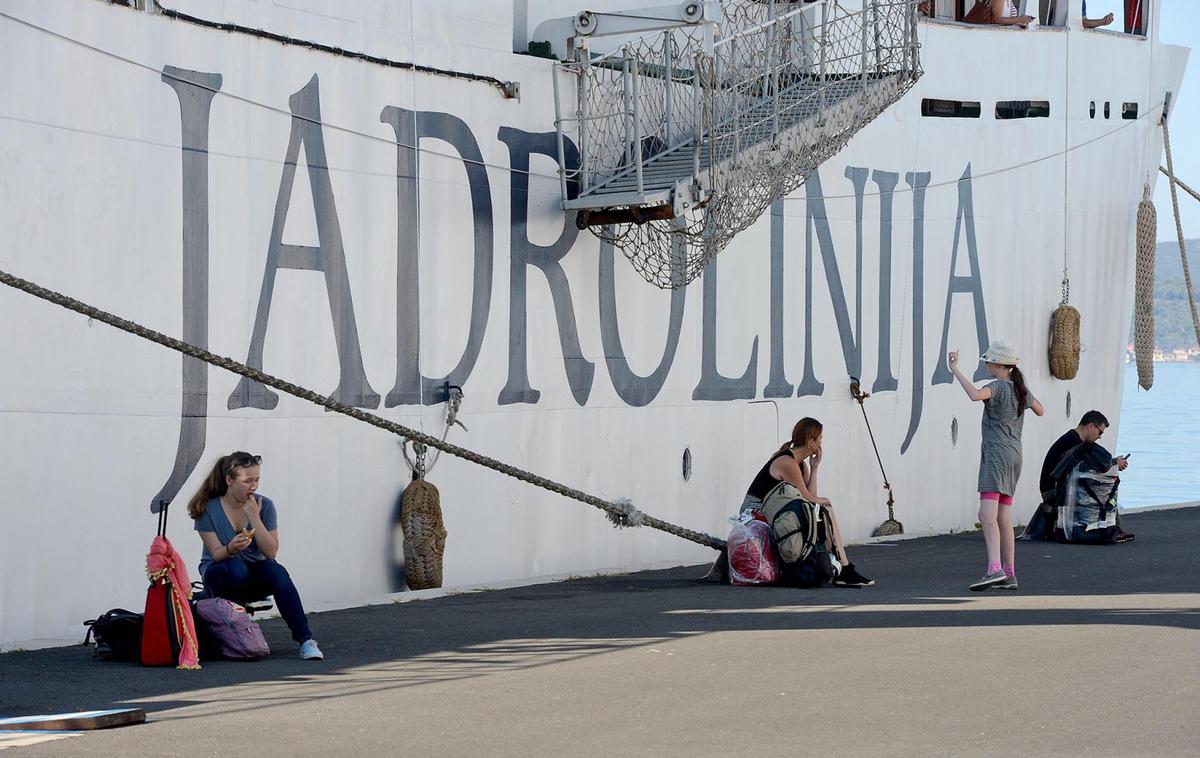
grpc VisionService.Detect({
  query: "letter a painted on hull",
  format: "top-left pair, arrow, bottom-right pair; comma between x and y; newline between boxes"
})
932,164 -> 991,386
229,75 -> 380,411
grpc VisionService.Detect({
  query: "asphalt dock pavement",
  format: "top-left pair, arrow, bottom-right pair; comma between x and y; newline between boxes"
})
2,506 -> 1198,757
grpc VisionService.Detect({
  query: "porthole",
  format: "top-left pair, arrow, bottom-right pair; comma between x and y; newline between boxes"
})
1104,101 -> 1111,119
682,447 -> 693,482
1089,101 -> 1096,119
1066,391 -> 1072,419
951,417 -> 959,447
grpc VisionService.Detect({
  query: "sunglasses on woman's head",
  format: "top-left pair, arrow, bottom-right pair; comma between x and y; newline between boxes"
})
224,453 -> 262,475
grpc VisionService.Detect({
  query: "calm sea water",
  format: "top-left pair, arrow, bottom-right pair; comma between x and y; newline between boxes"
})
1117,362 -> 1200,508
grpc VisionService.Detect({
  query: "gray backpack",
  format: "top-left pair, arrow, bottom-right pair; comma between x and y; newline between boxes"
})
760,481 -> 821,564
760,481 -> 839,586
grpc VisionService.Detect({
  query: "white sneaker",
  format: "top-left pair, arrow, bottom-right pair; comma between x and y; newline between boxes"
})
299,639 -> 324,660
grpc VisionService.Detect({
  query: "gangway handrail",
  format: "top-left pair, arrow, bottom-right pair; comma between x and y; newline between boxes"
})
552,0 -> 922,287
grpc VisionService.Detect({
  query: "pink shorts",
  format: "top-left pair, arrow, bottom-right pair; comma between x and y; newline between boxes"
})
980,492 -> 1013,506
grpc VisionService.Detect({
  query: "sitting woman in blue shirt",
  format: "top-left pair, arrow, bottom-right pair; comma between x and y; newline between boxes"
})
188,451 -> 323,660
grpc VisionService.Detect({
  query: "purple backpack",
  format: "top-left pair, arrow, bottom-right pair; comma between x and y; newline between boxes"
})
193,599 -> 270,659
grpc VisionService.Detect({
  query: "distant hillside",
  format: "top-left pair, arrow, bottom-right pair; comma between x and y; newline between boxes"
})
1126,239 -> 1200,352
1153,238 -> 1200,280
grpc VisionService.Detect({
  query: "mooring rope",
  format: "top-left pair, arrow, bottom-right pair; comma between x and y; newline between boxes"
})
0,266 -> 725,551
402,386 -> 465,480
1160,120 -> 1200,351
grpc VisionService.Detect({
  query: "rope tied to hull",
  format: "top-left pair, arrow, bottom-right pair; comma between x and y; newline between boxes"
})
401,385 -> 466,480
849,378 -> 902,536
0,266 -> 725,551
1161,119 -> 1200,352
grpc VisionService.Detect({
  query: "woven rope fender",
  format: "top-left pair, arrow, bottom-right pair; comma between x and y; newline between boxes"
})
1134,198 -> 1157,390
400,479 -> 447,590
1048,304 -> 1081,380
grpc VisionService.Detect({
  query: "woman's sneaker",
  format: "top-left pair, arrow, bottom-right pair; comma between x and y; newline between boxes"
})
299,639 -> 324,660
969,570 -> 1007,591
994,575 -> 1019,590
833,563 -> 874,587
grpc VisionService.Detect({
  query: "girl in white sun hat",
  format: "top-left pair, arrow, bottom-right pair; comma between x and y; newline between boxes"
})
949,341 -> 1045,591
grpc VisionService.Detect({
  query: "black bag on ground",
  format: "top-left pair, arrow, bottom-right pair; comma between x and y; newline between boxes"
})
1050,443 -> 1121,544
83,609 -> 143,661
760,481 -> 840,588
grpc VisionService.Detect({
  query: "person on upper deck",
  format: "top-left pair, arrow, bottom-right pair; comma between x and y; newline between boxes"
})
963,0 -> 1035,28
1081,2 -> 1115,28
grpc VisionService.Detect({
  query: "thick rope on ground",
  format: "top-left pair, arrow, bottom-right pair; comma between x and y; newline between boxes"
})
0,266 -> 725,551
1134,197 -> 1156,390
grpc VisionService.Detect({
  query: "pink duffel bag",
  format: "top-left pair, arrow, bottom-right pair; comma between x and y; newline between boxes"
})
193,598 -> 271,660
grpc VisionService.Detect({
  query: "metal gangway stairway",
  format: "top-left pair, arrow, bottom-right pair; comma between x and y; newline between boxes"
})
549,0 -> 923,288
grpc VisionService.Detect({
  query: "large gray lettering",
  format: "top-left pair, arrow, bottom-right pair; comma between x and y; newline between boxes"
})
599,232 -> 686,406
153,66 -> 221,512
900,171 -> 931,454
693,255 -> 758,401
230,75 -> 379,410
932,165 -> 991,385
379,107 -> 495,406
497,127 -> 593,405
797,170 -> 863,395
871,170 -> 899,393
764,199 -> 793,398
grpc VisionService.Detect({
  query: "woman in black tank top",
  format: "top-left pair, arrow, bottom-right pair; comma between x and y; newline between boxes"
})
744,419 -> 828,504
738,417 -> 874,587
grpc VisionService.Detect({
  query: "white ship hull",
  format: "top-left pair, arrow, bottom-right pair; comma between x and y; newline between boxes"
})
0,0 -> 1187,647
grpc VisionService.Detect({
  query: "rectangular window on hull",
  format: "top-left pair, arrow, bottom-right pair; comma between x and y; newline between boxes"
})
1122,102 -> 1139,119
995,100 -> 1051,119
921,98 -> 981,118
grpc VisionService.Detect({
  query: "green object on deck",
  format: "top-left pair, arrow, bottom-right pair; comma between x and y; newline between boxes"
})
526,41 -> 556,60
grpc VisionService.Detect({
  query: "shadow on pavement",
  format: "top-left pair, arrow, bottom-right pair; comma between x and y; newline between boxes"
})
2,507 -> 1196,722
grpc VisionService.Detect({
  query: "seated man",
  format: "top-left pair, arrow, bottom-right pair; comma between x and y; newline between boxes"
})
1023,410 -> 1132,541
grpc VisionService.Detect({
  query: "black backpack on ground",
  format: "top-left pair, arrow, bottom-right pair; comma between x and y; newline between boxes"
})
83,609 -> 143,661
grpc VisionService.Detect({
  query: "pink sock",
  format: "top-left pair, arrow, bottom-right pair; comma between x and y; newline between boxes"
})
1003,565 -> 1016,578
987,561 -> 1002,574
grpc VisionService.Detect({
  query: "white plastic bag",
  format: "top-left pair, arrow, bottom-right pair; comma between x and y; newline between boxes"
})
727,517 -> 780,586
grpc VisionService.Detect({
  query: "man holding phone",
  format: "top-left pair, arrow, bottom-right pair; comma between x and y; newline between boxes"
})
1027,410 -> 1134,541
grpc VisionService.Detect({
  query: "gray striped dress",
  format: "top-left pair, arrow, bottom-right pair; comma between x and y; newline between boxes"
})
977,379 -> 1034,496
